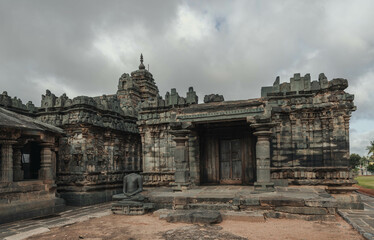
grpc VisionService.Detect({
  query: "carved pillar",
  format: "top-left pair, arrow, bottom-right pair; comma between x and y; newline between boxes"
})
124,136 -> 130,171
171,129 -> 190,189
39,143 -> 54,181
0,140 -> 17,183
137,140 -> 142,171
139,127 -> 145,172
343,115 -> 351,167
13,145 -> 24,181
252,123 -> 276,191
188,131 -> 200,185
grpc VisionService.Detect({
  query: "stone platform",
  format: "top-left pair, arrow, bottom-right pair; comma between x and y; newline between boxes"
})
141,185 -> 362,221
0,180 -> 66,224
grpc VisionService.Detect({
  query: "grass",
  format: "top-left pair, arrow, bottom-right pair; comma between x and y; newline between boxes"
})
355,176 -> 374,189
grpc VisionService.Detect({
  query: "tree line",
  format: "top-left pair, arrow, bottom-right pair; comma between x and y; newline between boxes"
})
350,140 -> 374,172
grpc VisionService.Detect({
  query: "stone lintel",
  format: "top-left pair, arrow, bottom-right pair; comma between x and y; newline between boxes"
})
39,142 -> 55,148
0,140 -> 18,145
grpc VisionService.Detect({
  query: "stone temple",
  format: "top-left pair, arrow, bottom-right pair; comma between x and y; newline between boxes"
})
0,55 -> 357,223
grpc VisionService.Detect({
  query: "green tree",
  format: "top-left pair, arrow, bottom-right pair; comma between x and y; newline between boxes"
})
368,164 -> 374,173
349,153 -> 361,169
361,156 -> 370,167
367,140 -> 374,160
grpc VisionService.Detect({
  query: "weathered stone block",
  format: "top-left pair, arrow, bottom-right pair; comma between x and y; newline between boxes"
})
260,197 -> 305,207
275,206 -> 328,215
304,198 -> 337,208
165,210 -> 222,224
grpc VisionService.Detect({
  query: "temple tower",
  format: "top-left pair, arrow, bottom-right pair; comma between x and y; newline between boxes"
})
131,54 -> 159,101
117,54 -> 159,108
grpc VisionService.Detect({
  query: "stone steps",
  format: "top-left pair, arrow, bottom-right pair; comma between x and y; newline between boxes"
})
188,203 -> 237,211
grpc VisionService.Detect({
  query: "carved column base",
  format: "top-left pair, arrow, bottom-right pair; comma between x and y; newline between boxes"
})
254,182 -> 275,192
170,182 -> 190,191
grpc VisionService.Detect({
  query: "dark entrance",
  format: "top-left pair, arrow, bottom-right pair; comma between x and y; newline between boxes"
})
21,142 -> 41,180
198,121 -> 256,185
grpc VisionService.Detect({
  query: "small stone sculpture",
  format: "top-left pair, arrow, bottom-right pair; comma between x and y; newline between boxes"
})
204,94 -> 224,103
123,173 -> 143,197
112,173 -> 154,215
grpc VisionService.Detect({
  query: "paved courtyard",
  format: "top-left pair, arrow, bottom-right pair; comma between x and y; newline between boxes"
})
1,189 -> 373,240
339,193 -> 374,240
0,203 -> 112,240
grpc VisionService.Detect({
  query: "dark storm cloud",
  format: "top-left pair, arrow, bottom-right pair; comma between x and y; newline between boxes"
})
0,0 -> 179,103
0,0 -> 373,155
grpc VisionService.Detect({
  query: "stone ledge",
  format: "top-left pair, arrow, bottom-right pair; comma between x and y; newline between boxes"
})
0,197 -> 65,224
265,211 -> 336,221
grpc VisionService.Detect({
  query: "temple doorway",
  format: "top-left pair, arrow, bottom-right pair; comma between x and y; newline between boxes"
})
198,121 -> 256,185
21,142 -> 41,180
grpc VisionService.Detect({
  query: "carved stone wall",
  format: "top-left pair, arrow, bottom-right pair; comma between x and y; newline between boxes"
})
57,126 -> 141,199
262,74 -> 355,185
1,65 -> 356,194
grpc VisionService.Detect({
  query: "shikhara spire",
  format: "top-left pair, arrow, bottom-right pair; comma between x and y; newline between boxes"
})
139,53 -> 145,70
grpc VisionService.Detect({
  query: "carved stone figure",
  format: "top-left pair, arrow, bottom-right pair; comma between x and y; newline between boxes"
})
203,94 -> 224,103
123,173 -> 143,197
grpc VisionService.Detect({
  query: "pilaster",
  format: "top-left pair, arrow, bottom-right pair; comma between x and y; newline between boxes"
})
251,122 -> 276,191
0,140 -> 17,183
13,145 -> 23,181
170,129 -> 190,190
39,143 -> 54,181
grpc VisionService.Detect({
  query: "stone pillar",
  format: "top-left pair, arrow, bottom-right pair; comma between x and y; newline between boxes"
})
137,141 -> 142,171
139,130 -> 145,172
39,143 -> 54,181
0,140 -> 17,183
188,131 -> 200,185
252,123 -> 275,191
124,136 -> 130,171
13,146 -> 24,181
171,129 -> 190,189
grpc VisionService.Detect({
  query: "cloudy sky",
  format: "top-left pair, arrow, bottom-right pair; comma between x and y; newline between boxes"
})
0,0 -> 373,156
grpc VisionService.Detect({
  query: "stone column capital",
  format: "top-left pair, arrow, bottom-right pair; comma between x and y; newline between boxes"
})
251,122 -> 277,131
40,142 -> 55,148
170,130 -> 189,146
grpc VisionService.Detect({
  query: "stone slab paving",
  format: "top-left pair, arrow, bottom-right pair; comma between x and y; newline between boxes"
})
0,202 -> 112,240
339,193 -> 374,240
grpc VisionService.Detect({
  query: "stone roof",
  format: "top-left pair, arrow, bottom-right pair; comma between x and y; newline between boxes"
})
0,107 -> 63,134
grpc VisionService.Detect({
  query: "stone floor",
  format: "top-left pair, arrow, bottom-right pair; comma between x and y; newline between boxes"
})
0,202 -> 112,240
339,193 -> 374,240
1,186 -> 372,240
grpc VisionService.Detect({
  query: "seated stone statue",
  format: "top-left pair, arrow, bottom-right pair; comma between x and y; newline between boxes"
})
112,173 -> 153,215
123,173 -> 143,197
